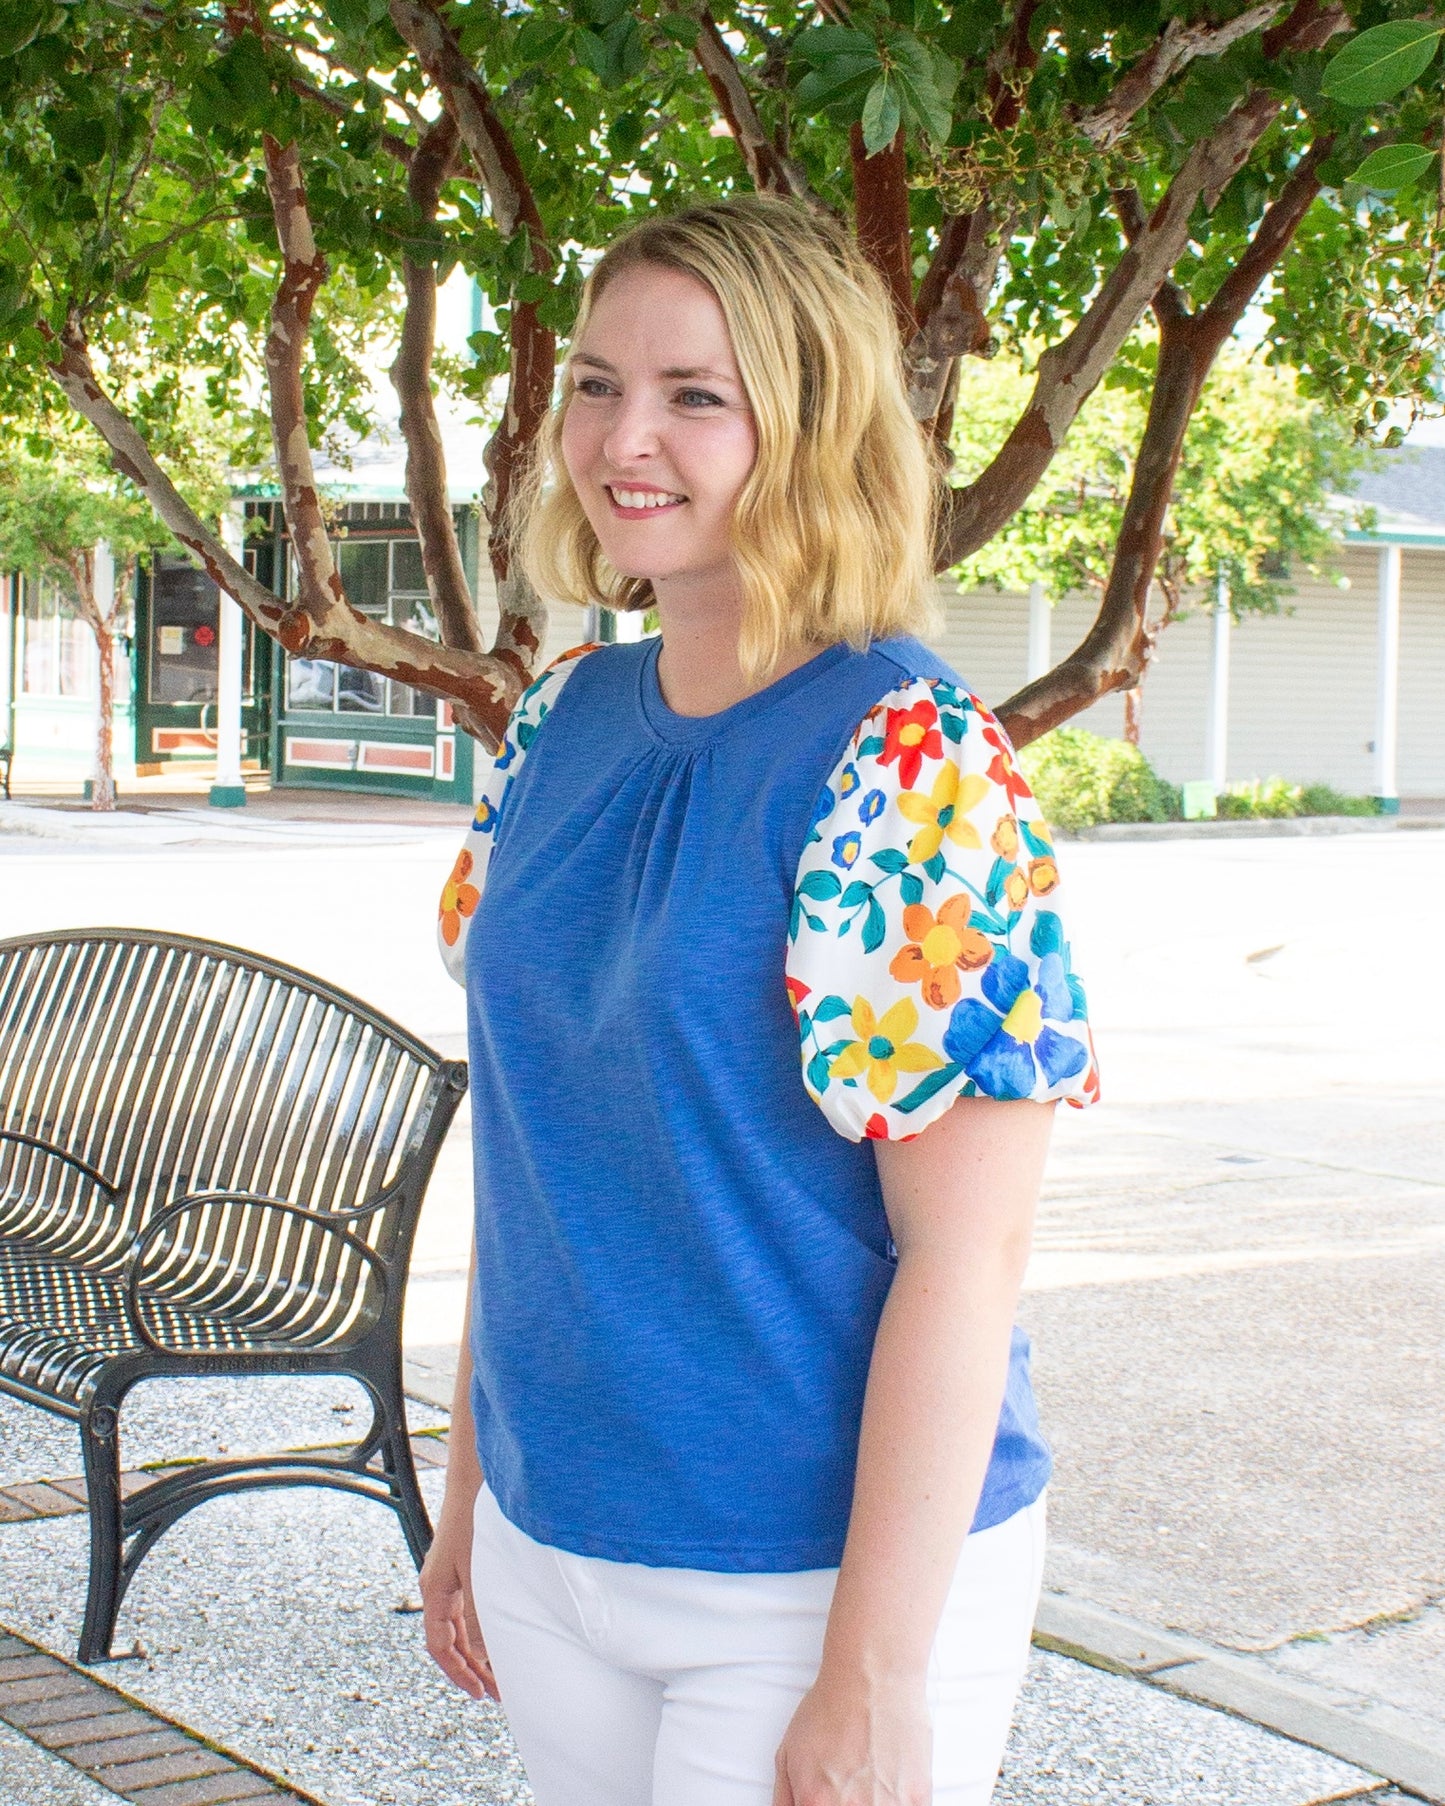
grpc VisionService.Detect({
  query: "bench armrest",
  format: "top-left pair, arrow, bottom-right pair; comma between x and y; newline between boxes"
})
124,1189 -> 391,1357
0,1130 -> 119,1204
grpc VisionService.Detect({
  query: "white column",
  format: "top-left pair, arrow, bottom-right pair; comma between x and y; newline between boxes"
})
1373,542 -> 1401,811
1025,580 -> 1050,682
210,502 -> 247,807
612,607 -> 645,643
1205,567 -> 1231,793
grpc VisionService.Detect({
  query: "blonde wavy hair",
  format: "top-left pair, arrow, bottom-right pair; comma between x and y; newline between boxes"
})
518,193 -> 940,682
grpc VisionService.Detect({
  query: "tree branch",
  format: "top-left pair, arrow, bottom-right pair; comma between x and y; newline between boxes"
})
851,124 -> 915,338
986,1 -> 1042,132
936,84 -> 1284,571
1075,3 -> 1283,149
693,9 -> 818,201
994,142 -> 1333,747
907,206 -> 1008,426
391,110 -> 485,656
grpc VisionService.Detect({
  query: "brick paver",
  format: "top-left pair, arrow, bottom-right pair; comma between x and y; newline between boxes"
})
0,1623 -> 325,1804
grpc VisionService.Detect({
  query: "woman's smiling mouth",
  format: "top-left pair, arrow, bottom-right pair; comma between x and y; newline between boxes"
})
606,485 -> 688,514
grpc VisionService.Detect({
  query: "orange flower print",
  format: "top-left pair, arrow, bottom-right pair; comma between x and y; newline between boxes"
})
1028,857 -> 1060,896
889,897 -> 994,1009
439,849 -> 481,947
1004,868 -> 1029,911
990,815 -> 1019,860
880,699 -> 943,789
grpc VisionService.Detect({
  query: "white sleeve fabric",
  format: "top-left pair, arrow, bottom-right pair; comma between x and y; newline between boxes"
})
436,645 -> 597,988
785,674 -> 1099,1142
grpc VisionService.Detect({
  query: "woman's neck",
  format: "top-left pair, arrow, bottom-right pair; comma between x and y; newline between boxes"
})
651,577 -> 824,718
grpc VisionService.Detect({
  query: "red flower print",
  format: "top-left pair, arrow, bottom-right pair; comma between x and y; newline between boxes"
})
880,700 -> 943,789
981,722 -> 1034,808
864,1113 -> 890,1140
785,975 -> 811,1019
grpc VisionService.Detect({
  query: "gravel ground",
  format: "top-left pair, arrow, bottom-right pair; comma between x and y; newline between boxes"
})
0,1718 -> 126,1805
0,1372 -> 1381,1806
996,1649 -> 1378,1806
0,1377 -> 448,1489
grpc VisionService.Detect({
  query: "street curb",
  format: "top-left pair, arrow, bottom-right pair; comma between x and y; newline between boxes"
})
1035,1594 -> 1444,1803
1063,816 -> 1417,842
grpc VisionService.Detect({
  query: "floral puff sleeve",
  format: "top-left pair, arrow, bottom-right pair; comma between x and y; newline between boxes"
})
437,644 -> 599,987
786,676 -> 1099,1142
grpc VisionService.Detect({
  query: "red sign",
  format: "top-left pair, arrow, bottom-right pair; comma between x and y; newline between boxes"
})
193,624 -> 216,648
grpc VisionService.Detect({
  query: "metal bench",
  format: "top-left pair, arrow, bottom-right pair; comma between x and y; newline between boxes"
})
0,929 -> 467,1662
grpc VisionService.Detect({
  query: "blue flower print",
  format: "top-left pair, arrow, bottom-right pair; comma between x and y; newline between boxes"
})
839,761 -> 860,798
473,795 -> 500,835
494,733 -> 519,771
831,830 -> 862,869
859,788 -> 886,825
941,947 -> 1088,1100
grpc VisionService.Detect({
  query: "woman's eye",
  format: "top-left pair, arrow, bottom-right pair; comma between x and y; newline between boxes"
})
575,377 -> 615,398
677,389 -> 724,409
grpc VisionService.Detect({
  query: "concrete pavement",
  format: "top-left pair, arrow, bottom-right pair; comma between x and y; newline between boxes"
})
2,802 -> 1442,1800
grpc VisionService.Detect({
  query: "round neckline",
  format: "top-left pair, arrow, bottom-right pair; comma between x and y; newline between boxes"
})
636,635 -> 856,747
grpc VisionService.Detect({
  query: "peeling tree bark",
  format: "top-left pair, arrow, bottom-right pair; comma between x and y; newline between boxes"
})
994,142 -> 1333,747
391,111 -> 485,657
935,85 -> 1287,574
851,124 -> 916,339
693,9 -> 819,202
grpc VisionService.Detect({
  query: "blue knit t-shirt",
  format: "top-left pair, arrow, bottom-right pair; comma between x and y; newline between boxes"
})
438,633 -> 1096,1571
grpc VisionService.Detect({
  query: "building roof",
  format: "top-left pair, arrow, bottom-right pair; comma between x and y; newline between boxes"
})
1343,444 -> 1445,548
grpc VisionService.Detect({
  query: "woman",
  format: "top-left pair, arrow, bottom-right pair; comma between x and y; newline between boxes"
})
430,194 -> 1097,1806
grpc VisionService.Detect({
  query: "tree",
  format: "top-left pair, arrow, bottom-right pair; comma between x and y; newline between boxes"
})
951,345 -> 1370,738
0,410 -> 230,809
1,1 -> 1441,753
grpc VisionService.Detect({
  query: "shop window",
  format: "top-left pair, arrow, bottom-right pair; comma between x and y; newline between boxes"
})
285,535 -> 439,721
19,578 -> 93,699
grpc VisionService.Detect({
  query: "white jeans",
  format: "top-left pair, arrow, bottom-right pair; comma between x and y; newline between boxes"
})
471,1483 -> 1046,1806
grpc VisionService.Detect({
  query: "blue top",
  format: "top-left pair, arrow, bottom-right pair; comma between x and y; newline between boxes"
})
438,633 -> 1096,1571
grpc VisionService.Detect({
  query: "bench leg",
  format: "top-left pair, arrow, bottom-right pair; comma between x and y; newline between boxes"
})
77,1400 -> 125,1664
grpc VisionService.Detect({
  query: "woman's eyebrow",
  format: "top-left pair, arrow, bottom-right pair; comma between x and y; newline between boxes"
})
569,351 -> 735,384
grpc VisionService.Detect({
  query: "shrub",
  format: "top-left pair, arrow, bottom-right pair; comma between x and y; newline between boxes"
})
1217,778 -> 1377,818
1019,728 -> 1181,832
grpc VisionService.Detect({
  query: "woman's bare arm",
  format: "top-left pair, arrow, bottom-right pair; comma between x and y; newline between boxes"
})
419,1251 -> 499,1701
773,1097 -> 1054,1805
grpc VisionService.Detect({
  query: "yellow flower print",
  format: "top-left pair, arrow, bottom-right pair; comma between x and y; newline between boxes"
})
1004,868 -> 1029,910
896,763 -> 990,864
439,849 -> 481,948
990,815 -> 1019,859
829,997 -> 944,1103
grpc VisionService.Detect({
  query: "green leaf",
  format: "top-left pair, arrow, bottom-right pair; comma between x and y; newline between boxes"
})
895,1062 -> 965,1114
899,873 -> 924,906
658,14 -> 700,47
573,26 -> 612,81
869,847 -> 909,874
860,74 -> 901,154
862,893 -> 887,953
889,34 -> 954,143
795,53 -> 882,114
1348,141 -> 1437,192
0,0 -> 55,60
799,869 -> 843,900
792,25 -> 876,69
1320,22 -> 1444,108
840,879 -> 874,907
807,1050 -> 833,1094
813,995 -> 854,1022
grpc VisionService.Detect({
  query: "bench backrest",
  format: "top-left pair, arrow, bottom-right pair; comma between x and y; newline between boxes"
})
0,931 -> 456,1281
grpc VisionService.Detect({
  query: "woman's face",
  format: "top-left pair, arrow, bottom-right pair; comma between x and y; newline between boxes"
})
560,261 -> 758,598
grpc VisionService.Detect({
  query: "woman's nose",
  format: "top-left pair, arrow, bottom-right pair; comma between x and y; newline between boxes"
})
602,394 -> 663,467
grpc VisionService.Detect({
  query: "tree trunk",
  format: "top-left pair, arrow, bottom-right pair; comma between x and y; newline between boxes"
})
92,617 -> 116,811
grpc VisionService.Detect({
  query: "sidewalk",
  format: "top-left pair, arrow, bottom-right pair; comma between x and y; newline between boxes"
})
1,811 -> 1441,1802
0,1384 -> 1391,1806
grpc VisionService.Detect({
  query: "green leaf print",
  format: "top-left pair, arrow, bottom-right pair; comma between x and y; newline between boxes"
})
813,995 -> 854,1022
800,870 -> 843,901
862,895 -> 886,954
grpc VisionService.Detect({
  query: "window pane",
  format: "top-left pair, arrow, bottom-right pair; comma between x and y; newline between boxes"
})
391,539 -> 426,594
337,665 -> 385,713
20,579 -> 57,696
388,592 -> 438,718
58,603 -> 91,697
149,560 -> 219,704
337,538 -> 388,613
287,658 -> 336,711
